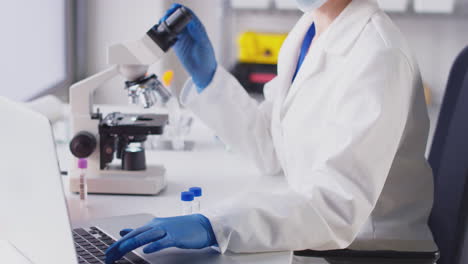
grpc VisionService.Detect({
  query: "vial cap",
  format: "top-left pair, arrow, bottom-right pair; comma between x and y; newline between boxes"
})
181,191 -> 194,202
189,187 -> 202,197
78,159 -> 88,169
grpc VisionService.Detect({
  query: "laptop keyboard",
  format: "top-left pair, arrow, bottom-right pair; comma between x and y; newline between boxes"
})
73,227 -> 149,264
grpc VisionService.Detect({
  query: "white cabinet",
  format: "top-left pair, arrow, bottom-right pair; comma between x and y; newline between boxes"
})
414,0 -> 456,13
231,0 -> 271,9
377,0 -> 409,12
232,0 -> 459,13
274,0 -> 297,10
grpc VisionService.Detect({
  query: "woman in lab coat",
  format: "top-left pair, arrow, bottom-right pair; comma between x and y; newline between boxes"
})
106,0 -> 436,262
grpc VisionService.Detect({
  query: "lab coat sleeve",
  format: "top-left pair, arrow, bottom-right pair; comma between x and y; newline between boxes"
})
199,49 -> 415,253
180,66 -> 282,175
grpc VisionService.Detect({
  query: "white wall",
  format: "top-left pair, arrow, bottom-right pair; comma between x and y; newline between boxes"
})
0,0 -> 69,102
390,14 -> 468,143
392,15 -> 468,105
83,0 -> 166,104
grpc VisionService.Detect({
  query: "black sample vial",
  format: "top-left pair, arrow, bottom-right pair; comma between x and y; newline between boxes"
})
147,6 -> 193,52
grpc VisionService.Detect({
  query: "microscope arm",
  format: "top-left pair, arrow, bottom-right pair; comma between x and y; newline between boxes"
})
70,65 -> 119,116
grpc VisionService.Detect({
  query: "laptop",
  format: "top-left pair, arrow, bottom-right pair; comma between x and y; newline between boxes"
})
0,97 -> 291,264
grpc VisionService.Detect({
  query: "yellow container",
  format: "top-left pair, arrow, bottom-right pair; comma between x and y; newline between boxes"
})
238,32 -> 287,65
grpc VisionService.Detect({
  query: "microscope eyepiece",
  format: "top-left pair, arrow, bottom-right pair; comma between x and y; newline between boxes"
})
147,6 -> 193,52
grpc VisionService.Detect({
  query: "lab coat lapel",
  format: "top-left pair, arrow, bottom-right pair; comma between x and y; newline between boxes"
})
281,43 -> 326,118
274,13 -> 316,120
280,0 -> 380,120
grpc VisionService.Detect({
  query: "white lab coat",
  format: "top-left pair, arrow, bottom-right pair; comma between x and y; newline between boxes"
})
181,0 -> 436,254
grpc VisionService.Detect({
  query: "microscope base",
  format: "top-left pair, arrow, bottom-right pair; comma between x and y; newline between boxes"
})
70,165 -> 166,195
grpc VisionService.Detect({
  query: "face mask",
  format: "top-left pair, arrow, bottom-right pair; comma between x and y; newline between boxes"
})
295,0 -> 328,12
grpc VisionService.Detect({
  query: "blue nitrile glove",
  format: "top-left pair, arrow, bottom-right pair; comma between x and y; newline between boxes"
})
160,3 -> 217,92
105,214 -> 217,264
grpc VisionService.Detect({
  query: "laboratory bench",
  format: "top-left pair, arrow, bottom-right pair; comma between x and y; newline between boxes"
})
57,109 -> 294,264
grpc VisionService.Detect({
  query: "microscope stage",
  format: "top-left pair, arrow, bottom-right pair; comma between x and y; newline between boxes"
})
70,165 -> 166,195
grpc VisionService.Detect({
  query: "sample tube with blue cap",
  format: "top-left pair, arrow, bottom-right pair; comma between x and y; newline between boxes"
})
181,191 -> 194,215
189,187 -> 202,213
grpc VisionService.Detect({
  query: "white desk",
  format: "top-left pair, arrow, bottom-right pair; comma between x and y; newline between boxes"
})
57,110 -> 295,263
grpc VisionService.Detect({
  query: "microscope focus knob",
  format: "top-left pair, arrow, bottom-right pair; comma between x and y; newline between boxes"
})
70,131 -> 97,158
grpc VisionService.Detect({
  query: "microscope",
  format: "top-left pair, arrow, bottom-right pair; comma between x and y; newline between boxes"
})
68,7 -> 192,195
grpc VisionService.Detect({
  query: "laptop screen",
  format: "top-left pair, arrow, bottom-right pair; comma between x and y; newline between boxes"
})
0,97 -> 77,264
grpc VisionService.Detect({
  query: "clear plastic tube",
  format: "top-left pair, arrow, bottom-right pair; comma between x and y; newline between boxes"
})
182,201 -> 192,215
189,187 -> 202,213
181,191 -> 194,215
78,159 -> 88,208
192,197 -> 200,213
79,168 -> 87,207
166,98 -> 185,151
